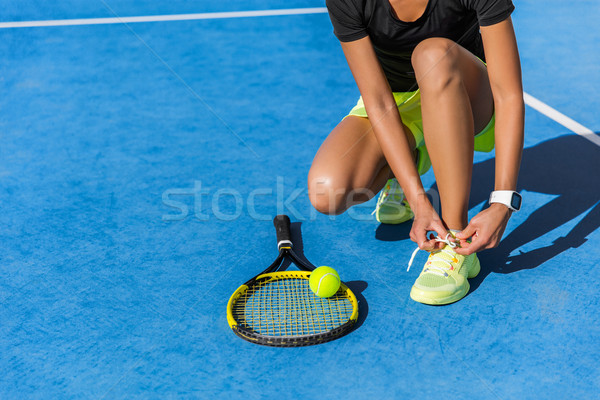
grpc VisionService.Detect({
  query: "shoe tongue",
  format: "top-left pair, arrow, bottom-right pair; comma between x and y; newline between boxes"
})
430,243 -> 464,266
448,229 -> 460,237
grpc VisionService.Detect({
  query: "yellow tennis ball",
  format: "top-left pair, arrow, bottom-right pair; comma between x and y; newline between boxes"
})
309,266 -> 341,298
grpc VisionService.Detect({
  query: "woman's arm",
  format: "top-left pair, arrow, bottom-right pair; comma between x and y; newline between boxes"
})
340,36 -> 447,249
456,17 -> 525,254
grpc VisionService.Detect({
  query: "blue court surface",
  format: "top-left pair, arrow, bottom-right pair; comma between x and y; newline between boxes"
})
1,1 -> 599,398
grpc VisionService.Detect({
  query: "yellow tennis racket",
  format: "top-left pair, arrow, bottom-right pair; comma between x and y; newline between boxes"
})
226,215 -> 359,347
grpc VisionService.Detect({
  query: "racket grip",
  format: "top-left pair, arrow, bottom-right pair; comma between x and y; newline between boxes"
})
273,215 -> 293,249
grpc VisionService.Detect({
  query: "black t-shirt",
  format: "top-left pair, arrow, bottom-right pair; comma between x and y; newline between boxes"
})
326,0 -> 515,91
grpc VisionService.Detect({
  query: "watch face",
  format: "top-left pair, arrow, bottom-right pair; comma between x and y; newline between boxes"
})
511,193 -> 522,210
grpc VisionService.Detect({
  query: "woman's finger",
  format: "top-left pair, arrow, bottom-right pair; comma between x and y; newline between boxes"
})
456,223 -> 477,241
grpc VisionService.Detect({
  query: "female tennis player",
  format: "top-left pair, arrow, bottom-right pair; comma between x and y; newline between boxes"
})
308,0 -> 524,304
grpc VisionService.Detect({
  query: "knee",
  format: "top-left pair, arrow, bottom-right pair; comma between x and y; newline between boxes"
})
307,174 -> 347,215
411,38 -> 461,92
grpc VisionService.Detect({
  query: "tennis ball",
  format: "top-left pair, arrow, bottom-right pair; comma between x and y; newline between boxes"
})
309,266 -> 341,298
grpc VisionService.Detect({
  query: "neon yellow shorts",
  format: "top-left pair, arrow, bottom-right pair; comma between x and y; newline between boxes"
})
346,90 -> 495,174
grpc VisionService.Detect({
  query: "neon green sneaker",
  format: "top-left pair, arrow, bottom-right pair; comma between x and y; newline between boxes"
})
373,146 -> 431,224
372,178 -> 413,224
408,233 -> 480,305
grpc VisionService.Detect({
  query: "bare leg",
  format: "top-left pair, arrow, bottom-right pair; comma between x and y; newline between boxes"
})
412,38 -> 495,230
308,116 -> 416,215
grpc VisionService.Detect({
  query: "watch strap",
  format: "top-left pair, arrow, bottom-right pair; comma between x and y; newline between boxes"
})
489,190 -> 521,211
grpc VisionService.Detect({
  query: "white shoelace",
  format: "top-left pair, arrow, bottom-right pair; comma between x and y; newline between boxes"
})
407,233 -> 458,272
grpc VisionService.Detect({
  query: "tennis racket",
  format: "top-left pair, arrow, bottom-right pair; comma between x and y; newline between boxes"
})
226,215 -> 359,347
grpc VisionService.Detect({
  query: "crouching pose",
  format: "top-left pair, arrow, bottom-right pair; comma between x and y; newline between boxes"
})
308,0 -> 524,304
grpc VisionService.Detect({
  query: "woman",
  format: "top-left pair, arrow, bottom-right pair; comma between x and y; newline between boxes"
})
308,0 -> 524,305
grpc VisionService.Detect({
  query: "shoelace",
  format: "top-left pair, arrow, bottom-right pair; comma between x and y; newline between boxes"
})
407,233 -> 458,272
371,179 -> 405,216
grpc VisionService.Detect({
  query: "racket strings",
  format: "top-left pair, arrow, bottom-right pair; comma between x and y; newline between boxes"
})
231,277 -> 354,337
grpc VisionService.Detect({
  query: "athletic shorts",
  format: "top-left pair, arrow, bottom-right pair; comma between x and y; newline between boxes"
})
345,90 -> 495,175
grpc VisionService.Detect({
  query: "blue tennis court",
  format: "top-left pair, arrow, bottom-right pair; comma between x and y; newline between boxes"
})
1,0 -> 599,398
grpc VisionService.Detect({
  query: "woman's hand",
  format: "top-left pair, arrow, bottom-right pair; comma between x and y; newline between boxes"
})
454,203 -> 512,255
410,200 -> 448,251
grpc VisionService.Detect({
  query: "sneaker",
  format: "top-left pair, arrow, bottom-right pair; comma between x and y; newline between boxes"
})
408,233 -> 480,305
372,178 -> 414,224
373,146 -> 431,224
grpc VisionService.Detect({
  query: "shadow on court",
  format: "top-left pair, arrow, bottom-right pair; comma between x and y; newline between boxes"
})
291,222 -> 369,331
375,134 -> 600,292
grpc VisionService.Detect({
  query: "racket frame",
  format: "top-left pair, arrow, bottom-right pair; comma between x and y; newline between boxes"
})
226,215 -> 359,347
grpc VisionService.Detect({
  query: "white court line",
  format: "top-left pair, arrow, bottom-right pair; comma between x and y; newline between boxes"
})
1,7 -> 597,147
0,7 -> 328,28
523,92 -> 600,147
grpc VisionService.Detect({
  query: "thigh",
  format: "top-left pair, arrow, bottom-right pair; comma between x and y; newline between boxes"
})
308,116 -> 389,196
411,38 -> 494,134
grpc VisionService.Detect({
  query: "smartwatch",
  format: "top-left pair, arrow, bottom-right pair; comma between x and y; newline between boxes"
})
489,190 -> 522,212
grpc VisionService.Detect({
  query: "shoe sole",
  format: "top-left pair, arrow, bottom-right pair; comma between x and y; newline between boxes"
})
410,256 -> 481,305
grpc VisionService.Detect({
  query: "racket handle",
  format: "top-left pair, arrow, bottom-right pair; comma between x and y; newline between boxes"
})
273,215 -> 293,250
